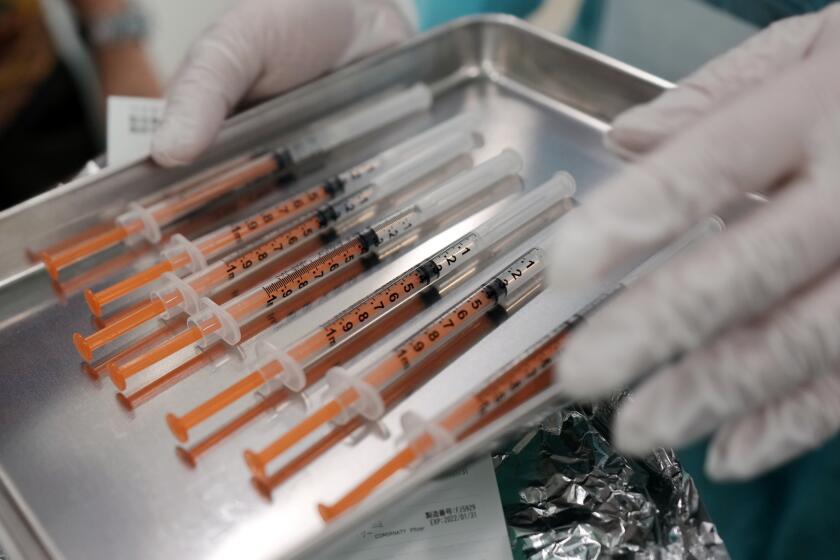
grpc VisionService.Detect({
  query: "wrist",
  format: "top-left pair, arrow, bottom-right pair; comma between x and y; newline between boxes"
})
79,1 -> 149,48
75,0 -> 128,20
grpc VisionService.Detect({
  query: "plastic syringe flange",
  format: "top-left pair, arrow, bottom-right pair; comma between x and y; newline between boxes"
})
254,339 -> 307,392
325,366 -> 385,424
188,297 -> 241,346
116,202 -> 162,243
255,388 -> 310,423
344,420 -> 390,445
153,272 -> 200,319
400,411 -> 456,457
162,234 -> 208,274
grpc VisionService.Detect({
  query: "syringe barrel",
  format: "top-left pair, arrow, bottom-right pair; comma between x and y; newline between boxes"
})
254,339 -> 308,391
366,130 -> 478,200
412,149 -> 524,225
116,202 -> 162,243
335,112 -> 481,195
400,411 -> 457,458
494,247 -> 545,305
472,172 -> 576,250
317,84 -> 433,152
365,149 -> 523,247
189,297 -> 242,346
375,111 -> 481,170
160,234 -> 208,274
151,271 -> 201,318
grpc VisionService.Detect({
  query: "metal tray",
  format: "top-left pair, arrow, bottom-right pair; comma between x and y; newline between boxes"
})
0,15 -> 670,560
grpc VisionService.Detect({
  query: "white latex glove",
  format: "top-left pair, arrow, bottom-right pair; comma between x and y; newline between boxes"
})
151,0 -> 416,167
547,4 -> 840,481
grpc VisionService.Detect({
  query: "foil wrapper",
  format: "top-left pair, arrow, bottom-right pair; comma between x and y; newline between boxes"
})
494,403 -> 728,560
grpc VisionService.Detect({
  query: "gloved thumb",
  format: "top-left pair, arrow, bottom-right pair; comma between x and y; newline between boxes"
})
151,24 -> 261,167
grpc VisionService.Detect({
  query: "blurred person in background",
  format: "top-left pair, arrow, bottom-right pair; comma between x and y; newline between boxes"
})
0,0 -> 159,209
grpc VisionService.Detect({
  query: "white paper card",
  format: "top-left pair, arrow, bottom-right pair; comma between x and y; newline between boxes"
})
321,456 -> 512,560
106,96 -> 166,167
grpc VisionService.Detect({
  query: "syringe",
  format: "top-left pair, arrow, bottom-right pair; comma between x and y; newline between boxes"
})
242,246 -> 547,479
315,216 -> 727,520
165,173 -> 576,443
34,156 -> 249,266
108,150 -> 524,389
73,124 -> 480,362
40,84 -> 432,279
118,262 -> 359,410
317,327 -> 563,520
252,305 -> 506,499
81,112 -> 479,317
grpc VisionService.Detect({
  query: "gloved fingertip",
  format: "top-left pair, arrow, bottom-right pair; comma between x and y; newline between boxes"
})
151,108 -> 221,168
704,445 -> 741,481
606,108 -> 665,155
543,214 -> 610,293
602,132 -> 644,161
613,401 -> 659,456
151,123 -> 198,168
704,432 -> 757,481
546,256 -> 594,293
556,331 -> 623,400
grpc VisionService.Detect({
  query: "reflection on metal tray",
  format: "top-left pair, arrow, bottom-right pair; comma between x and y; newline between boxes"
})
0,15 -> 671,560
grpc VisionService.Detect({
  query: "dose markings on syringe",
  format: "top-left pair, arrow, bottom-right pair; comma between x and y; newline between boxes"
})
315,270 -> 426,353
196,186 -> 329,256
440,329 -> 568,434
260,237 -> 368,308
361,285 -> 498,391
327,235 -> 479,344
151,156 -> 279,225
223,215 -> 324,282
297,234 -> 481,365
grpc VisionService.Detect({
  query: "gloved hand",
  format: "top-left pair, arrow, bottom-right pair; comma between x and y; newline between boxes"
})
547,4 -> 840,480
151,0 -> 416,167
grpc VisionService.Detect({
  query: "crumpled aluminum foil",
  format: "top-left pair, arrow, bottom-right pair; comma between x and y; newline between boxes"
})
493,401 -> 729,560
